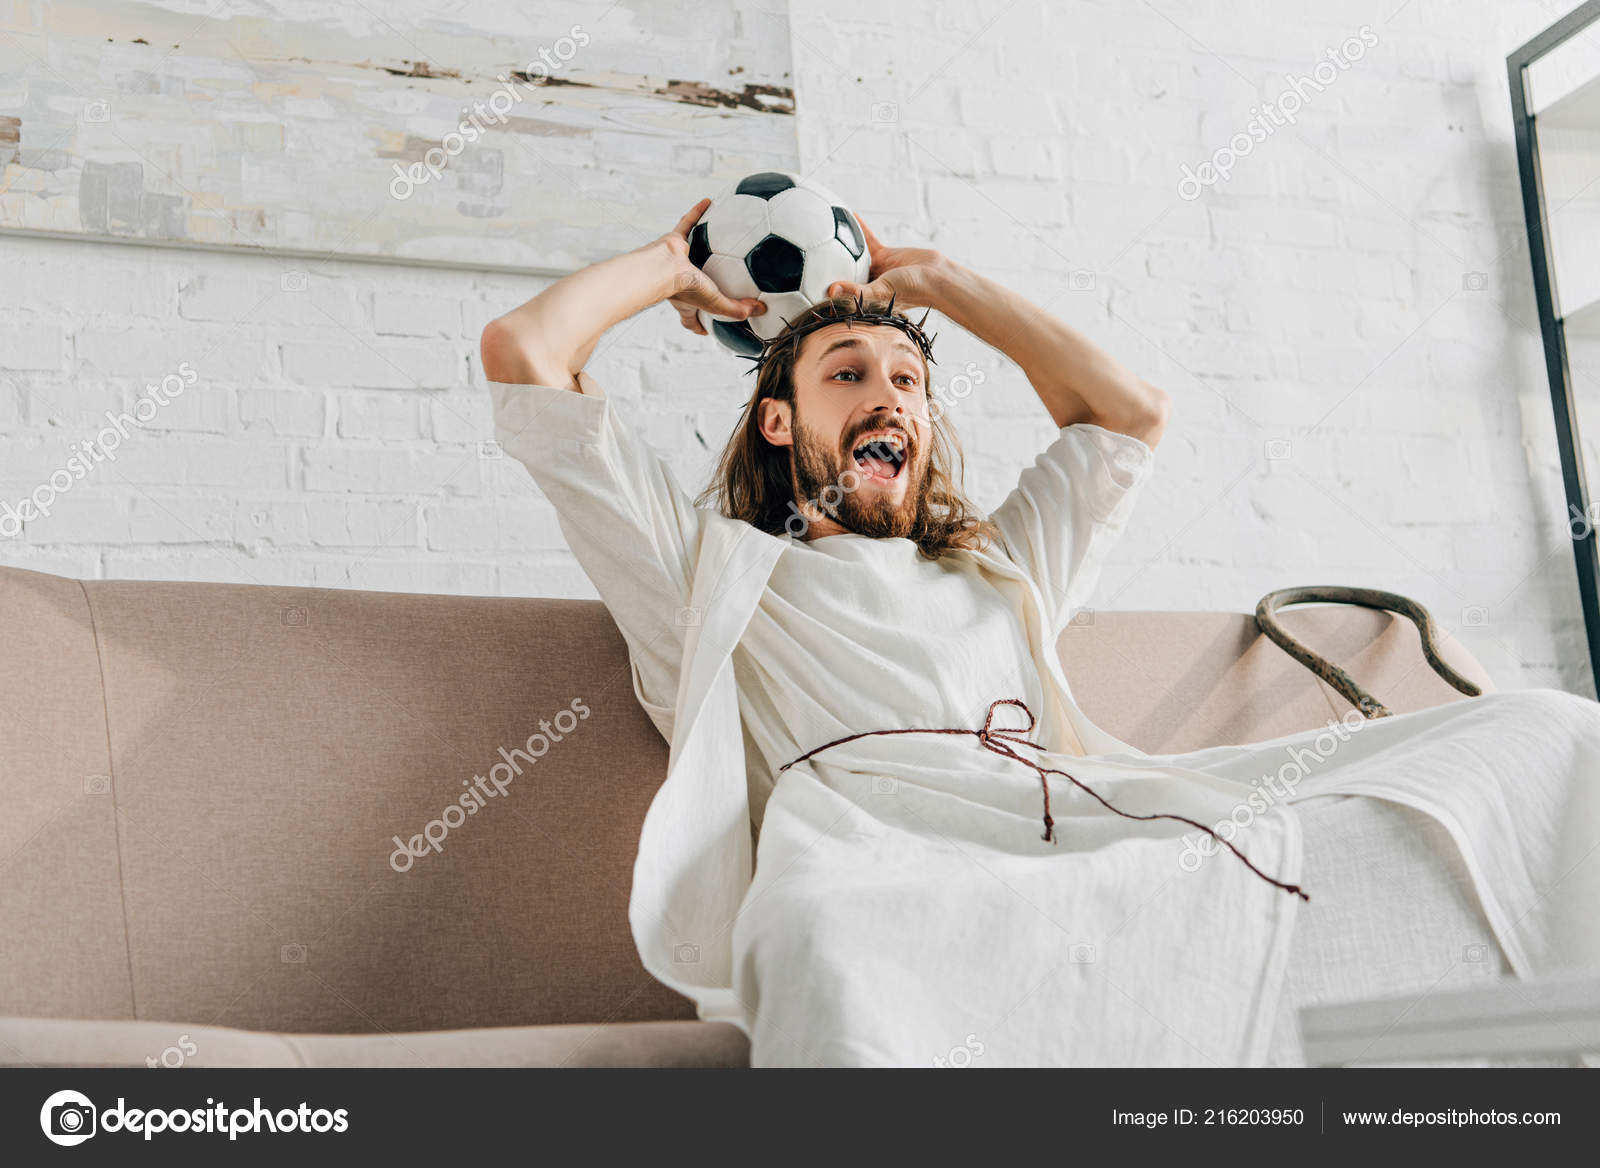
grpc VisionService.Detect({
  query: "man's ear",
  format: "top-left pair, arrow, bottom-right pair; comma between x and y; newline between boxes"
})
757,398 -> 794,448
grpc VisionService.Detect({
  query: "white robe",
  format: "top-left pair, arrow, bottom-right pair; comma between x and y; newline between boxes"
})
491,373 -> 1600,1066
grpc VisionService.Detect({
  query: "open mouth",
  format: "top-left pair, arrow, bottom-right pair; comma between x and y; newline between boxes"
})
850,429 -> 909,481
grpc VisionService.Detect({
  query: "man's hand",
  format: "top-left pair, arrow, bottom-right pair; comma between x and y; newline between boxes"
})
823,216 -> 951,311
662,198 -> 767,335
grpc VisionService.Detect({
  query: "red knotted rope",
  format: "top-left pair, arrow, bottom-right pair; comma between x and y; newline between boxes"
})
777,697 -> 1309,901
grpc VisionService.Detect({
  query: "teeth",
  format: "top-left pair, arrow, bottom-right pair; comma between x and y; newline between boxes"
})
854,431 -> 906,454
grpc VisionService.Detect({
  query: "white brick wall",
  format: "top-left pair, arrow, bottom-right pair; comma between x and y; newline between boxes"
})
0,0 -> 1592,696
788,0 -> 1597,697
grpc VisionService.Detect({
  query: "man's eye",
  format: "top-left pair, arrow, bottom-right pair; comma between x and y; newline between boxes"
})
830,368 -> 918,386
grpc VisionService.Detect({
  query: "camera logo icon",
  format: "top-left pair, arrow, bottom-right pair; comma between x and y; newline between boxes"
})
40,1089 -> 97,1146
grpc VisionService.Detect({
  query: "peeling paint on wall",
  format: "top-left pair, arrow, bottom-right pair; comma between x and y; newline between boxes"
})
0,0 -> 799,273
656,80 -> 792,113
0,116 -> 20,167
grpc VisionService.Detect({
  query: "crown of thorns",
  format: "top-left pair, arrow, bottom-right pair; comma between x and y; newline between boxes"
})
735,289 -> 938,378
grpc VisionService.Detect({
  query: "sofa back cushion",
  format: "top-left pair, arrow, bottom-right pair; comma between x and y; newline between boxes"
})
0,565 -> 1493,1031
0,566 -> 693,1032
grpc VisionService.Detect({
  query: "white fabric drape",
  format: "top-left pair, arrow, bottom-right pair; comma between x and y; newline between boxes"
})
491,376 -> 1600,1066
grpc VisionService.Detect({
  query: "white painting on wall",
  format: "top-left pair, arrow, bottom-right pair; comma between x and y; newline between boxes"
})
0,0 -> 797,274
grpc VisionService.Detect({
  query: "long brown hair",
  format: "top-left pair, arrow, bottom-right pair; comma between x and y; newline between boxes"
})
693,296 -> 999,561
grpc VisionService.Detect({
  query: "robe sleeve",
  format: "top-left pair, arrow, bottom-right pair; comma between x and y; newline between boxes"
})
488,374 -> 703,730
985,421 -> 1154,636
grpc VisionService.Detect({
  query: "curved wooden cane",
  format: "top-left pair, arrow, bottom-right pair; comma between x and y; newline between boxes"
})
1254,586 -> 1483,720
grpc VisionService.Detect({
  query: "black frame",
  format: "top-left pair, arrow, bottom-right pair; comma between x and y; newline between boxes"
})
1508,0 -> 1600,693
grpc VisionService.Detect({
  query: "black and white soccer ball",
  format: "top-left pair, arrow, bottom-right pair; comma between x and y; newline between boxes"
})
687,172 -> 870,358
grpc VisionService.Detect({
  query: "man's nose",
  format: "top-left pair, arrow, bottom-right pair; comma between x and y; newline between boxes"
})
862,372 -> 905,410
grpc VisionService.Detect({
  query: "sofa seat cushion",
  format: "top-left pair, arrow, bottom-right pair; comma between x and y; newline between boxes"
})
0,1016 -> 750,1068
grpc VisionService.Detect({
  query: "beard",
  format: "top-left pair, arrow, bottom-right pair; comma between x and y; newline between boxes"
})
788,403 -> 931,540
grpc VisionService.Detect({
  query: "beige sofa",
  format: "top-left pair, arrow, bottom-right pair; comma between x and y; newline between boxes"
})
0,564 -> 1494,1067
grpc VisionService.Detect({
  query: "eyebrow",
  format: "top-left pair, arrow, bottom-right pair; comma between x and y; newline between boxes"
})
815,335 -> 921,363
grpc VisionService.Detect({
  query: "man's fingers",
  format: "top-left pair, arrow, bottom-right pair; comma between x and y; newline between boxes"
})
826,279 -> 878,301
670,197 -> 711,240
670,301 -> 702,332
665,284 -> 758,329
857,214 -> 885,255
707,289 -> 766,320
673,301 -> 710,335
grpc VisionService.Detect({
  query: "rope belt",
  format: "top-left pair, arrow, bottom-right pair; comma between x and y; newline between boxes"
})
777,697 -> 1309,901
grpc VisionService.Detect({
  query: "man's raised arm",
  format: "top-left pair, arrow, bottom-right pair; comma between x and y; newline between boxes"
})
476,202 -> 766,734
824,220 -> 1171,445
824,228 -> 1166,632
480,197 -> 766,394
941,266 -> 1169,442
925,258 -> 1166,629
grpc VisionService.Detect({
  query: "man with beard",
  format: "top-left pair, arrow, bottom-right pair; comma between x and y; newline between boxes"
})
481,197 -> 1170,842
478,200 -> 1600,1068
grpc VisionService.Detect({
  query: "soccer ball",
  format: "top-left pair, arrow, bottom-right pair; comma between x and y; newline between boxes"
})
687,171 -> 870,357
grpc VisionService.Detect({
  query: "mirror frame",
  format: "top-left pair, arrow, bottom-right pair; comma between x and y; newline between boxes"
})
1509,0 -> 1600,692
